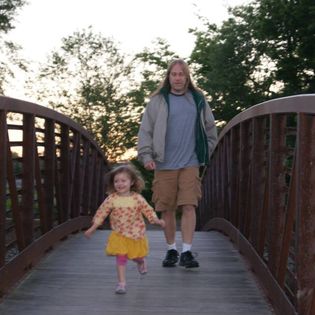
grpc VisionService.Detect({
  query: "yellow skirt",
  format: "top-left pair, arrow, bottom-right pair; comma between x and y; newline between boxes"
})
105,231 -> 149,259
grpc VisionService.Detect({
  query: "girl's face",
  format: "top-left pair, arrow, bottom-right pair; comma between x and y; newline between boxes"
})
113,172 -> 133,196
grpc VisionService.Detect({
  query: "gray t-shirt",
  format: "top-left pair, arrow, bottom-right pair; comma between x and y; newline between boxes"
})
156,92 -> 199,170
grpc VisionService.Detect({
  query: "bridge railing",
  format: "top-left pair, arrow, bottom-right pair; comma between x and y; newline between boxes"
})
198,94 -> 315,315
0,96 -> 109,297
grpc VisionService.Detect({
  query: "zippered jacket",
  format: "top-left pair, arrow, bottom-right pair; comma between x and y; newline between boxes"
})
137,89 -> 218,166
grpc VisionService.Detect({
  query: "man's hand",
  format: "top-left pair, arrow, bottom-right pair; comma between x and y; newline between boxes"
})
144,160 -> 156,170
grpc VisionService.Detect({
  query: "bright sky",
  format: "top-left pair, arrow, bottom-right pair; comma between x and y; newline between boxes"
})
6,0 -> 250,102
10,0 -> 250,62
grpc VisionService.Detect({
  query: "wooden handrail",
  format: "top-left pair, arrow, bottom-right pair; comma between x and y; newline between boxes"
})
0,96 -> 110,297
198,94 -> 315,315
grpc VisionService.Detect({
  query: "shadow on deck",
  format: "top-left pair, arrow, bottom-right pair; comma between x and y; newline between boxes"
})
0,230 -> 273,315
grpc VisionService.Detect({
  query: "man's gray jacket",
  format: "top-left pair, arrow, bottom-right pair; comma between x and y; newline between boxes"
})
137,89 -> 218,166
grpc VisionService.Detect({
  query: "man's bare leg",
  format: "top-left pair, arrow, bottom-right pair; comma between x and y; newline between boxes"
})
162,210 -> 177,244
179,205 -> 199,268
181,205 -> 196,244
161,210 -> 178,267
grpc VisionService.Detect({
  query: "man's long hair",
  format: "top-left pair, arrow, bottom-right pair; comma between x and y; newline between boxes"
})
151,58 -> 201,97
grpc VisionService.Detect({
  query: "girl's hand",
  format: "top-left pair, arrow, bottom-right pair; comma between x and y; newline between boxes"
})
84,229 -> 93,239
84,225 -> 97,238
157,218 -> 165,229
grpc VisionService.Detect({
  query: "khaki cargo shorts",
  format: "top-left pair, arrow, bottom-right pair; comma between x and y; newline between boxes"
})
152,166 -> 201,211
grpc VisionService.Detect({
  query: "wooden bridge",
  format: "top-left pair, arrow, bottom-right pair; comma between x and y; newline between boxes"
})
0,95 -> 315,314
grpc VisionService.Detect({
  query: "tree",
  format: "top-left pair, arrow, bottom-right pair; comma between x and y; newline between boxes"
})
28,32 -> 180,162
250,0 -> 315,95
190,0 -> 315,126
28,27 -> 138,161
127,38 -> 179,113
190,7 -> 275,126
0,0 -> 25,32
0,0 -> 27,94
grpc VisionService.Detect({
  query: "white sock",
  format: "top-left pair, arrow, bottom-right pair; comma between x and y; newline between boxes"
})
182,243 -> 192,253
167,243 -> 177,251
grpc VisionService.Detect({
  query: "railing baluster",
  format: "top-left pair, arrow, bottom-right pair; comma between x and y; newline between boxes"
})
87,149 -> 97,215
81,140 -> 91,216
296,113 -> 315,315
231,126 -> 240,228
44,119 -> 55,231
34,144 -> 48,234
60,124 -> 70,223
199,94 -> 315,314
70,132 -> 81,218
239,121 -> 251,237
0,110 -> 6,267
21,113 -> 35,248
268,113 -> 287,277
250,117 -> 266,249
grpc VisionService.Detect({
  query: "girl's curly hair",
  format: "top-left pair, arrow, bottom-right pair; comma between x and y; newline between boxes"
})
106,164 -> 145,194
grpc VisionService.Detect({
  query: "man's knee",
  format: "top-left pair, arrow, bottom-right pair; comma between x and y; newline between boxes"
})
181,205 -> 195,213
162,210 -> 176,220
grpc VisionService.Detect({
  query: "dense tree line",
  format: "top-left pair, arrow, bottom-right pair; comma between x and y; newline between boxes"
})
190,0 -> 315,126
1,0 -> 314,161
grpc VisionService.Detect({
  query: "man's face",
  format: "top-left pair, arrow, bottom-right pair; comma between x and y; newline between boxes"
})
169,63 -> 187,94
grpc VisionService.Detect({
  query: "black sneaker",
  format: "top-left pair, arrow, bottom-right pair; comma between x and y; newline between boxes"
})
179,251 -> 199,268
162,249 -> 179,267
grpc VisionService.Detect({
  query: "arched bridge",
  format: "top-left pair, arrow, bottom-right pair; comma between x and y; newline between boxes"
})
0,95 -> 315,315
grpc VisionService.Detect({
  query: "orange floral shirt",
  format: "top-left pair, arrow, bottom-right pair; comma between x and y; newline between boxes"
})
92,192 -> 158,239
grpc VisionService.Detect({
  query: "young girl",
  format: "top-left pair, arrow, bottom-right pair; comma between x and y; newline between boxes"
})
84,164 -> 165,294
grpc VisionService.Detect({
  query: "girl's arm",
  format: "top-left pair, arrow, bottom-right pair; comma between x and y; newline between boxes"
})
84,196 -> 112,238
152,216 -> 165,228
138,194 -> 165,228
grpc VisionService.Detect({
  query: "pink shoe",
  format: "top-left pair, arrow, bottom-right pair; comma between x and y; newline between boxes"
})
137,258 -> 147,275
115,282 -> 126,294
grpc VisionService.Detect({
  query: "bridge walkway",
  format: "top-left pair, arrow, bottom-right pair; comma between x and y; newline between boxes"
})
0,229 -> 273,315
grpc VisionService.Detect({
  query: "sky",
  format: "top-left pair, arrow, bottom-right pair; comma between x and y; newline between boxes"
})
7,0 -> 249,100
10,0 -> 249,61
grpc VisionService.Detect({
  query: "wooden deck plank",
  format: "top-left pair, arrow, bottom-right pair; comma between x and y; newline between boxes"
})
0,230 -> 274,315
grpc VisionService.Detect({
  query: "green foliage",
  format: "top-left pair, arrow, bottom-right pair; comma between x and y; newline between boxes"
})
132,38 -> 179,98
125,39 -> 179,148
190,8 -> 273,125
27,33 -> 179,162
0,40 -> 27,94
28,27 -> 141,161
130,158 -> 154,205
250,0 -> 315,95
0,0 -> 25,33
190,0 -> 315,126
0,0 -> 27,94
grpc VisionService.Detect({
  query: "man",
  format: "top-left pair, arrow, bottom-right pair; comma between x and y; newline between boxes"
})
137,59 -> 217,268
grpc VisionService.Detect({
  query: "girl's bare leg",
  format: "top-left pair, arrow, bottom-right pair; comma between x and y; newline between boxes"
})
115,255 -> 127,294
116,264 -> 126,284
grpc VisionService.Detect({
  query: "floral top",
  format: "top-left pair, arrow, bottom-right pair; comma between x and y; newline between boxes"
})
92,192 -> 158,240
